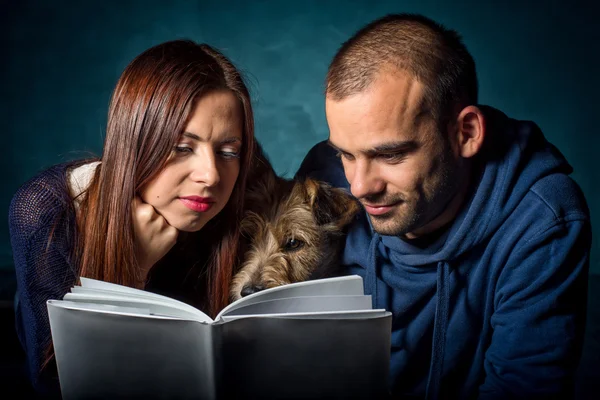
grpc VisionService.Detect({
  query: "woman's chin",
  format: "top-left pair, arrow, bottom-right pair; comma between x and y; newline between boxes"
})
170,217 -> 210,233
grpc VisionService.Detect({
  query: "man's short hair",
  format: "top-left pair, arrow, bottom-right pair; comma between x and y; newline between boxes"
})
326,14 -> 478,130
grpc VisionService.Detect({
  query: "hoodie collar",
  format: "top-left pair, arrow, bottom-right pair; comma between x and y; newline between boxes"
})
375,106 -> 571,267
363,106 -> 571,398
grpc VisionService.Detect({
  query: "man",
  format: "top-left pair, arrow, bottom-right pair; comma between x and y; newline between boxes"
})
296,14 -> 591,399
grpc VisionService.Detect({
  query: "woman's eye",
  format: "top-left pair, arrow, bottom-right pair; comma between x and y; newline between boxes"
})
219,148 -> 241,159
283,238 -> 304,251
174,146 -> 193,154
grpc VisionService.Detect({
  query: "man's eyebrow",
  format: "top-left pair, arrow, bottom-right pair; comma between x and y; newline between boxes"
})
182,132 -> 241,145
327,139 -> 419,156
366,140 -> 419,156
326,139 -> 345,153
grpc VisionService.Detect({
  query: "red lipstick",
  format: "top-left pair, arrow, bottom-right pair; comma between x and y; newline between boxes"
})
179,196 -> 215,212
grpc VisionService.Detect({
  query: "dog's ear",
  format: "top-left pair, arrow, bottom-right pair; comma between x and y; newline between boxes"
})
303,178 -> 360,230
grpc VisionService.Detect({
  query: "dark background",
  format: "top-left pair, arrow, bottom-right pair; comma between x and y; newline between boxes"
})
1,0 -> 598,397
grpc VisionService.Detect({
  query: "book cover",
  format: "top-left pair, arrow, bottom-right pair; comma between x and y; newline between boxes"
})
47,275 -> 392,399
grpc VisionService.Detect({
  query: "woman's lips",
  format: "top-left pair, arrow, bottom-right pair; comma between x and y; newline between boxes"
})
179,196 -> 215,212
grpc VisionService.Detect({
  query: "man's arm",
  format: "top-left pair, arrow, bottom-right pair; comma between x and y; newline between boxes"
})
295,140 -> 349,190
479,216 -> 590,399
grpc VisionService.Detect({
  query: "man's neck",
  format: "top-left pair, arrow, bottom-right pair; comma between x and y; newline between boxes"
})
404,164 -> 475,240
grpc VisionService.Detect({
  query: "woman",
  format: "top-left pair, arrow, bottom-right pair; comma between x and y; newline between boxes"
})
8,40 -> 255,395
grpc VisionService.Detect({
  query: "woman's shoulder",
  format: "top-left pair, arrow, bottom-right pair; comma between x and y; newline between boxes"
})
11,162 -> 72,204
8,161 -> 93,237
67,160 -> 100,200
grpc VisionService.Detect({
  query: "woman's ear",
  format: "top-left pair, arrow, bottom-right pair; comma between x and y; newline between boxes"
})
453,105 -> 486,159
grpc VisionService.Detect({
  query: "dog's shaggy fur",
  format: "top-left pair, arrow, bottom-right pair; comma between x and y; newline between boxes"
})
230,144 -> 360,301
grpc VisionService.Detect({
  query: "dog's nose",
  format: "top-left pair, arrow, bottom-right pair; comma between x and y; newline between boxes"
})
241,284 -> 266,297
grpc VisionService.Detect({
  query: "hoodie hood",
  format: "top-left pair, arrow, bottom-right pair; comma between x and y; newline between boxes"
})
378,106 -> 572,266
295,106 -> 581,398
353,106 -> 573,399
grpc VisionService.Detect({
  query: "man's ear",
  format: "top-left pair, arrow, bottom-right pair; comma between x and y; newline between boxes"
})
453,105 -> 486,159
303,178 -> 360,230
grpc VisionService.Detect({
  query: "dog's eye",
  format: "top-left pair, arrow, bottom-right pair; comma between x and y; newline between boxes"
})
283,238 -> 304,251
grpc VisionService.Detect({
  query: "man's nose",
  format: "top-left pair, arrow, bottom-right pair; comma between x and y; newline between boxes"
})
348,160 -> 384,199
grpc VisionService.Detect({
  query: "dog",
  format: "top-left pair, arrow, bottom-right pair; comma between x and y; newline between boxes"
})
230,143 -> 360,301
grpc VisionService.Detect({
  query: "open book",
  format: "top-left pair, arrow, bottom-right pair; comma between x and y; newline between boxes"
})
47,275 -> 392,399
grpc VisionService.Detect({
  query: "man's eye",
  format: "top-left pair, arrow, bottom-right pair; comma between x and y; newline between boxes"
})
379,153 -> 405,163
336,151 -> 354,161
283,238 -> 304,251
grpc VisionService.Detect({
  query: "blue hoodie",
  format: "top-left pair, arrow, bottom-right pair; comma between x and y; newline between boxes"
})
296,106 -> 590,399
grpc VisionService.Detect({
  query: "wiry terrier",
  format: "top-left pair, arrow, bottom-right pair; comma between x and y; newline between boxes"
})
230,144 -> 360,301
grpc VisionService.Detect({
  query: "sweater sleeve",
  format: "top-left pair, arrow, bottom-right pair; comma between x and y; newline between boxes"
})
479,215 -> 590,399
8,170 -> 77,395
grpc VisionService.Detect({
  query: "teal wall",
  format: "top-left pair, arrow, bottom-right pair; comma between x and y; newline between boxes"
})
2,0 -> 598,274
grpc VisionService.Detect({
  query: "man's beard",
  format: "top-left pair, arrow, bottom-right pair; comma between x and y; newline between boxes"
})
363,196 -> 423,236
362,154 -> 461,237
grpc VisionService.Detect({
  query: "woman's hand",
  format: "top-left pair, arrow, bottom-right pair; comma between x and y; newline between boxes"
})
132,196 -> 179,275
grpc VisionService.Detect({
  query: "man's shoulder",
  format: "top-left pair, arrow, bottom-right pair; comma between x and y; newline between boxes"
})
295,140 -> 349,190
528,173 -> 590,223
503,173 -> 591,245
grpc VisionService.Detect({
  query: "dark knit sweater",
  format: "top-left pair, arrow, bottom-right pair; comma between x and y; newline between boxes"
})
9,163 -> 78,395
8,162 -> 212,396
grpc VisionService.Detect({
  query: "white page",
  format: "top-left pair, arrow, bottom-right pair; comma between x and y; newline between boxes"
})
70,286 -> 197,310
75,278 -> 212,321
63,292 -> 213,323
219,309 -> 390,322
79,277 -> 181,303
223,295 -> 372,316
217,275 -> 364,320
47,299 -> 157,319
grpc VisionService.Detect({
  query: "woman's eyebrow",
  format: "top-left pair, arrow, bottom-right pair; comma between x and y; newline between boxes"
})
182,132 -> 241,145
218,137 -> 242,145
183,132 -> 201,141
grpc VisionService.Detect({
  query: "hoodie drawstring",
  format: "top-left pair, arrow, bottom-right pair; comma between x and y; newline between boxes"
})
426,261 -> 451,400
366,232 -> 381,306
369,232 -> 451,398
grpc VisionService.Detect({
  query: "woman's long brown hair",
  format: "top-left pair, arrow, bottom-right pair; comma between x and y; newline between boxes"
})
42,40 -> 254,377
76,40 -> 254,315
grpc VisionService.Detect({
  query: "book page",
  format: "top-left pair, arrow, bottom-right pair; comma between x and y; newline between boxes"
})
219,309 -> 389,322
223,295 -> 372,317
79,277 -> 182,303
63,292 -> 213,323
74,278 -> 213,322
217,275 -> 364,320
70,286 -> 203,311
47,299 -> 154,318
